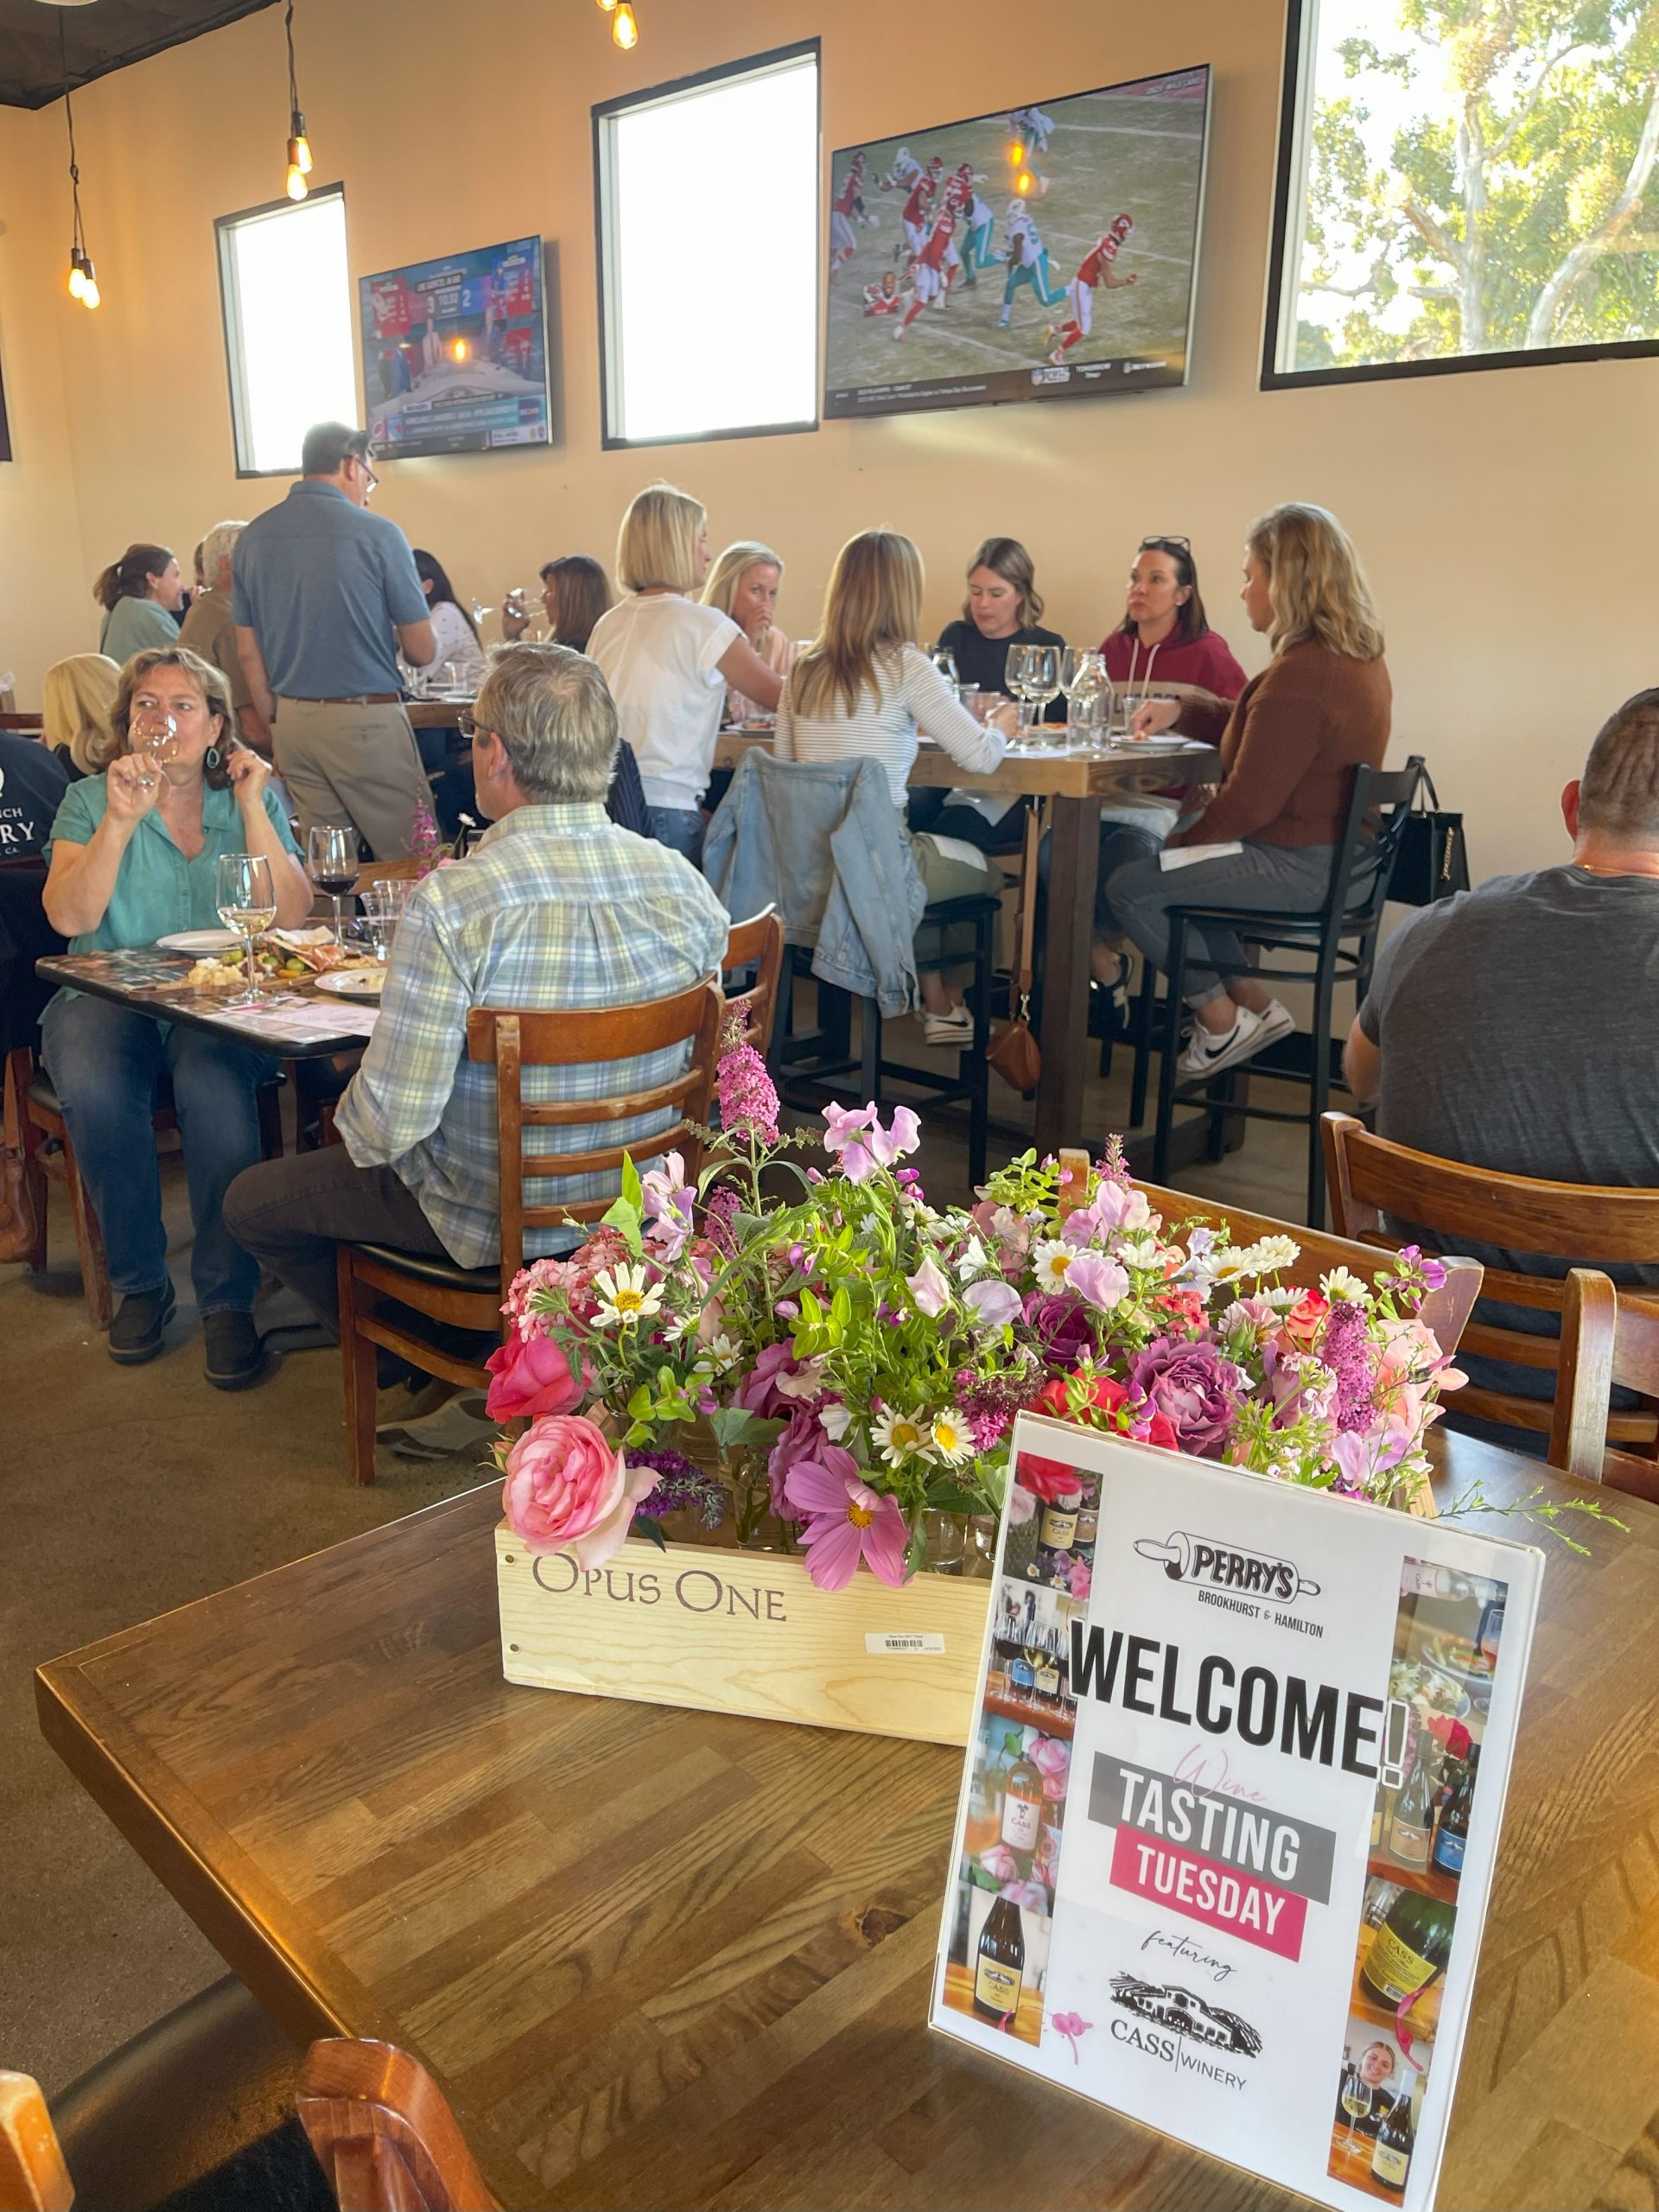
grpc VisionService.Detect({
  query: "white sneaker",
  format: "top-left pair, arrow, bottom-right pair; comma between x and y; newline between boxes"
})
376,1388 -> 493,1459
923,1004 -> 975,1048
1177,998 -> 1293,1080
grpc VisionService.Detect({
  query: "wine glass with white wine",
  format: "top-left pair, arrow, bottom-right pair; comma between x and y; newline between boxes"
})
215,853 -> 276,1010
1338,2056 -> 1372,2155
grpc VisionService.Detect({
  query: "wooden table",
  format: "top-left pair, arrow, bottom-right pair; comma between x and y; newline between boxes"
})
35,1432 -> 1659,2209
35,950 -> 376,1058
711,729 -> 1222,1156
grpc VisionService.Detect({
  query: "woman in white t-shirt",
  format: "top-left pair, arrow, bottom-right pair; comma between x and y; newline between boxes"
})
777,529 -> 1017,1046
587,485 -> 783,864
410,550 -> 490,691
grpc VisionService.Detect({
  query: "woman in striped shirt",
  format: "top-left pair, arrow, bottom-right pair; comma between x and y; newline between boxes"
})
775,529 -> 1015,1046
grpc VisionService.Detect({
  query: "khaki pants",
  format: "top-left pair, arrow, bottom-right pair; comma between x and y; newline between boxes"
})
273,698 -> 432,860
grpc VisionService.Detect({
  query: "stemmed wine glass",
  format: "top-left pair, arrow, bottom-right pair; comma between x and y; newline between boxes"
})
130,709 -> 179,794
1020,644 -> 1061,738
307,823 -> 359,950
214,854 -> 276,1010
928,642 -> 961,684
1005,644 -> 1037,746
1338,2056 -> 1372,2154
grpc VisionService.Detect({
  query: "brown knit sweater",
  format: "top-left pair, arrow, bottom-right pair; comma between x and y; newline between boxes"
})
1168,639 -> 1392,849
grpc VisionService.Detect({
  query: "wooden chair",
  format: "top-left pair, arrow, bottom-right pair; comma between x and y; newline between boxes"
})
1323,1111 -> 1659,1452
0,2074 -> 73,2212
1548,1270 -> 1659,1501
297,2040 -> 493,2212
9,1045 -> 284,1328
722,907 -> 785,1049
336,980 -> 725,1483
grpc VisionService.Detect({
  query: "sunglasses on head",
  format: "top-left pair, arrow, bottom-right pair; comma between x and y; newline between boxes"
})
1139,535 -> 1192,554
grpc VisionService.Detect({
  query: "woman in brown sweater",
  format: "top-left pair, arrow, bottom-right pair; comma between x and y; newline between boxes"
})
1109,502 -> 1389,1078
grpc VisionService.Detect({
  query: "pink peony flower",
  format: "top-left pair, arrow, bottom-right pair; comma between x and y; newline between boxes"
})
785,1449 -> 909,1589
501,1414 -> 658,1567
484,1329 -> 588,1420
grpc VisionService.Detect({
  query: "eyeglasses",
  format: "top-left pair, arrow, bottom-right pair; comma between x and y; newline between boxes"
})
458,711 -> 491,740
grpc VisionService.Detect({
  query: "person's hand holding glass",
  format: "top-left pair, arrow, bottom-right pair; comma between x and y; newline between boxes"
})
215,853 -> 276,1008
307,823 -> 359,949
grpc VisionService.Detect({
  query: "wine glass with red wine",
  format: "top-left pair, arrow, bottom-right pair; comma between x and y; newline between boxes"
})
307,823 -> 359,949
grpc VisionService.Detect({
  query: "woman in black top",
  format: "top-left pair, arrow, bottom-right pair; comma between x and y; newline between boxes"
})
917,536 -> 1065,851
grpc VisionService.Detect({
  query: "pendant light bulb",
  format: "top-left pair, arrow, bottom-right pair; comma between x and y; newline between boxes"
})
595,0 -> 617,12
286,160 -> 308,200
612,1 -> 639,47
67,251 -> 86,299
80,259 -> 100,310
289,111 -> 313,174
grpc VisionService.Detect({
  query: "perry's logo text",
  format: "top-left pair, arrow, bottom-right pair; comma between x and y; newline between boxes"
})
1135,1529 -> 1321,1605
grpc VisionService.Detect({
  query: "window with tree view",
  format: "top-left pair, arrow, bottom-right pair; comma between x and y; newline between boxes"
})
1268,0 -> 1659,381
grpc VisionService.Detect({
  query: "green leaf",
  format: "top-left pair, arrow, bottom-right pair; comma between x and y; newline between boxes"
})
620,1153 -> 643,1212
706,1407 -> 785,1450
632,1514 -> 669,1553
600,1192 -> 643,1255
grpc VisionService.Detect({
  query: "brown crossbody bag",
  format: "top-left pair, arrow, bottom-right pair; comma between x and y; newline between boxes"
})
985,803 -> 1043,1095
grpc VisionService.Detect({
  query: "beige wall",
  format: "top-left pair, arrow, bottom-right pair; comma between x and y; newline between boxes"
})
2,0 -> 1654,879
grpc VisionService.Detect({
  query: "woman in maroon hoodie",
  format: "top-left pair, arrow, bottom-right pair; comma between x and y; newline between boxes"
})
1088,537 -> 1248,1026
1110,503 -> 1390,1079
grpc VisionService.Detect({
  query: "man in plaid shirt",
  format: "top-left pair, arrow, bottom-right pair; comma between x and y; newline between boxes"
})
226,645 -> 729,1372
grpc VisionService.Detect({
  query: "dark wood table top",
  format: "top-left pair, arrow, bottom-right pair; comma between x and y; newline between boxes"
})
35,950 -> 375,1058
35,1427 -> 1659,2209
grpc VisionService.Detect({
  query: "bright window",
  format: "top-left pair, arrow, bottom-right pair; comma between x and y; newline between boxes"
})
596,44 -> 819,445
217,187 -> 357,474
1265,0 -> 1659,385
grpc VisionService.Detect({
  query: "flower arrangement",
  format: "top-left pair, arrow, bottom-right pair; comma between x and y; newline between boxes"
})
490,1039 -> 1488,1591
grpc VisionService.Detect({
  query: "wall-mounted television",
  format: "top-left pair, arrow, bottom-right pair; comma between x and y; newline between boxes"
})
823,66 -> 1210,421
359,236 -> 551,458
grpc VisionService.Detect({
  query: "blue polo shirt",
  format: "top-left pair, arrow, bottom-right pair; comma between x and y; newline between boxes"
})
48,774 -> 301,951
232,479 -> 429,699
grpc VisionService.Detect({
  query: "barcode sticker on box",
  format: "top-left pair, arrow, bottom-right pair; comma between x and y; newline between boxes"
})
865,1631 -> 946,1656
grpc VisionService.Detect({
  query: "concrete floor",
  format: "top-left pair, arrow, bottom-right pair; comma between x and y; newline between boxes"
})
2,1024 -> 1313,2095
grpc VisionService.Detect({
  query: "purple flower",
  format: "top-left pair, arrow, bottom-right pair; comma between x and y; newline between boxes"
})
1319,1299 -> 1376,1433
703,1184 -> 741,1257
736,1340 -> 815,1418
1127,1336 -> 1243,1454
717,1043 -> 780,1145
1024,1289 -> 1097,1372
766,1405 -> 822,1520
822,1101 -> 921,1182
628,1446 -> 728,1530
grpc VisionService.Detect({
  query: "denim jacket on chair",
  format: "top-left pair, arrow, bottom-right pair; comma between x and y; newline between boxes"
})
703,750 -> 925,1016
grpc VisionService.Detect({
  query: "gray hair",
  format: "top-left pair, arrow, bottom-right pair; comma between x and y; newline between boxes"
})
1580,690 -> 1659,843
474,643 -> 618,804
200,518 -> 248,590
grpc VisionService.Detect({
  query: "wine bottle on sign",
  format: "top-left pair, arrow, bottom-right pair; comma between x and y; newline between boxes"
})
1039,1491 -> 1080,1551
972,1895 -> 1026,2024
1370,2072 -> 1415,2194
1361,1888 -> 1454,2008
1388,1741 -> 1437,1869
1432,1744 -> 1478,1878
1001,1741 -> 1046,1854
1034,1627 -> 1060,1702
1074,1485 -> 1099,1548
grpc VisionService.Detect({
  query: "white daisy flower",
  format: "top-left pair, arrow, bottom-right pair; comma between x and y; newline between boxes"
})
929,1408 -> 974,1464
1031,1238 -> 1076,1290
872,1407 -> 934,1466
1116,1235 -> 1163,1270
1232,1234 -> 1301,1276
1259,1285 -> 1299,1310
1320,1267 -> 1370,1305
592,1262 -> 664,1328
703,1332 -> 741,1363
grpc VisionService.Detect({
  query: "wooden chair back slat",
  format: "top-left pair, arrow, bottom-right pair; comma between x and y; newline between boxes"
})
296,2038 -> 494,2212
1549,1270 -> 1659,1497
723,909 -> 785,1051
472,984 -> 723,1299
1324,1113 -> 1659,1451
0,2072 -> 73,2212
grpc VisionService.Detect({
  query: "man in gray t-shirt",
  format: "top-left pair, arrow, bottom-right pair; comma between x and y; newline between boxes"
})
1345,689 -> 1659,1428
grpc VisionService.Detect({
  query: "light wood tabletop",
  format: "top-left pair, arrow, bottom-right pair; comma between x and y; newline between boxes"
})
35,1429 -> 1658,2210
711,725 -> 1222,801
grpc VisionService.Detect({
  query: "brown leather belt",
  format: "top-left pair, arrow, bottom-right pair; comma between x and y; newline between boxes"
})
284,692 -> 403,707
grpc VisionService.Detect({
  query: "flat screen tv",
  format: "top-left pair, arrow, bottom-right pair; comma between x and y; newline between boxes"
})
359,236 -> 551,458
823,66 -> 1210,421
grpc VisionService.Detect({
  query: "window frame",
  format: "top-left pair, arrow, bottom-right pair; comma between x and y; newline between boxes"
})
1260,0 -> 1659,392
215,181 -> 353,479
592,39 -> 821,451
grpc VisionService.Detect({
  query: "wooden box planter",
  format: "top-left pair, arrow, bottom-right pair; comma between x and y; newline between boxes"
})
495,1525 -> 994,1745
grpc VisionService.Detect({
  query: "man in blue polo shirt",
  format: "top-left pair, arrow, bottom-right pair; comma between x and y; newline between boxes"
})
234,422 -> 437,857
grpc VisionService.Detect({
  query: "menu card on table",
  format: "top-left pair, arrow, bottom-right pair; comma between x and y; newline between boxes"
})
931,1414 -> 1541,2212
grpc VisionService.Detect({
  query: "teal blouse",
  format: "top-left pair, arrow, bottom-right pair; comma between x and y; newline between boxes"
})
48,775 -> 301,953
98,597 -> 181,664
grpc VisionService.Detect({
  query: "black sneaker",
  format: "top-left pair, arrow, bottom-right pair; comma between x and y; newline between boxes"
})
109,1281 -> 176,1365
202,1311 -> 267,1391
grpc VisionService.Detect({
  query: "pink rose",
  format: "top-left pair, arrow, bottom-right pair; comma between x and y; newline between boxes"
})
485,1329 -> 588,1420
501,1414 -> 657,1567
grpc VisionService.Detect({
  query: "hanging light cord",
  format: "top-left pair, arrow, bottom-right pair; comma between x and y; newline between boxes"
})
60,14 -> 85,257
284,0 -> 302,118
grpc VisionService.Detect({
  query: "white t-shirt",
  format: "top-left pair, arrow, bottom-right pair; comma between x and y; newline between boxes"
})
587,592 -> 741,811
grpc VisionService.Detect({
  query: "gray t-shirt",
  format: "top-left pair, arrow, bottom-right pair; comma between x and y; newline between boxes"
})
232,479 -> 428,699
1360,864 -> 1659,1389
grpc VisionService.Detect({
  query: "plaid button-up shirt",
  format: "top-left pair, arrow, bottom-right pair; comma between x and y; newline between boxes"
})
335,802 -> 730,1268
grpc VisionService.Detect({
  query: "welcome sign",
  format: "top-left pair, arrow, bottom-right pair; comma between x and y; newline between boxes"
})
931,1414 -> 1542,2211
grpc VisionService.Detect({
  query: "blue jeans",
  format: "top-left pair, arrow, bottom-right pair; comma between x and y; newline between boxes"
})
649,806 -> 705,868
41,994 -> 276,1313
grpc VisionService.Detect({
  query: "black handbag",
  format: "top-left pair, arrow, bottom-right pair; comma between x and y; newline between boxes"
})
1389,768 -> 1470,906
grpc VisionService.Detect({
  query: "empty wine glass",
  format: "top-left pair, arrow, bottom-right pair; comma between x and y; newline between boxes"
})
928,642 -> 960,684
1004,644 -> 1037,746
130,709 -> 179,793
307,823 -> 359,949
1022,644 -> 1061,734
214,853 -> 276,1009
470,596 -> 493,626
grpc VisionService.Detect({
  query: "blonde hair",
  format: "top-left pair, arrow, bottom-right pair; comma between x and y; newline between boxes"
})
786,529 -> 923,721
701,541 -> 784,620
615,482 -> 707,594
111,647 -> 236,788
43,654 -> 122,776
1247,503 -> 1384,662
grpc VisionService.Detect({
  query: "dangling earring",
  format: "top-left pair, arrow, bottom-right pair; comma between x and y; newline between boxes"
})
204,745 -> 222,771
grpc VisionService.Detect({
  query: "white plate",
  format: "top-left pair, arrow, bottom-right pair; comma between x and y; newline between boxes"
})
156,929 -> 242,954
315,968 -> 386,997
